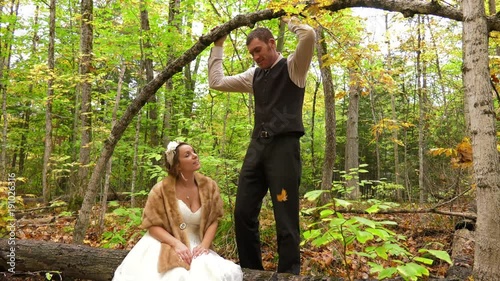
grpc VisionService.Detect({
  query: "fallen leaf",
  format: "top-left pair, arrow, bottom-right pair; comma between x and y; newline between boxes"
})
277,189 -> 288,202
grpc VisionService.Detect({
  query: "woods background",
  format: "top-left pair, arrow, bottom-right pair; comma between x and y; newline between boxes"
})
1,0 -> 499,280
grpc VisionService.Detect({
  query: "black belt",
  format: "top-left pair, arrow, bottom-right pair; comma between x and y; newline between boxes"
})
258,131 -> 302,139
259,131 -> 270,138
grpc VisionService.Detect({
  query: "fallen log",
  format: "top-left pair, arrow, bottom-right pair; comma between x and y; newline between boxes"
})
0,238 -> 125,281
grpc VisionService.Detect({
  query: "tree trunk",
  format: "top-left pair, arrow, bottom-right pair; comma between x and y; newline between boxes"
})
462,0 -> 500,280
316,27 -> 335,204
17,4 -> 38,176
369,89 -> 381,180
43,0 -> 56,204
131,109 -> 142,208
310,81 -> 319,173
385,14 -> 401,201
345,70 -> 360,199
417,15 -> 428,204
76,0 -> 94,196
161,0 -> 181,146
97,62 -> 126,234
140,0 -> 160,190
0,238 -> 126,281
72,0 -> 94,244
0,0 -> 20,178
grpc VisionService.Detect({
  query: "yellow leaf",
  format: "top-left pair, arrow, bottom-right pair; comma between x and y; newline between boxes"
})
277,189 -> 288,202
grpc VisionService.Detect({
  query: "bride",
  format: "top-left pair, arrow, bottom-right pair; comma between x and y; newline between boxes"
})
112,141 -> 243,281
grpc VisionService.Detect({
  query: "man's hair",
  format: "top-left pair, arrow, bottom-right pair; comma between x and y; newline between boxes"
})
246,27 -> 274,46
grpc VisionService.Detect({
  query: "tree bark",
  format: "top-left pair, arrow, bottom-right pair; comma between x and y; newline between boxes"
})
416,15 -> 428,204
462,0 -> 500,280
345,69 -> 360,199
70,0 -> 94,220
0,0 -> 20,178
43,0 -> 56,204
139,0 -> 160,189
315,27 -> 335,204
385,14 -> 401,201
97,62 -> 126,235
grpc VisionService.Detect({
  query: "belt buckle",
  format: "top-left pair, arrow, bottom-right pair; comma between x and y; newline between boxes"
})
260,131 -> 269,138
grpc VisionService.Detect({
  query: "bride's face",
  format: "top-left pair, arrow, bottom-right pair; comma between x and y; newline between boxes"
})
177,145 -> 201,173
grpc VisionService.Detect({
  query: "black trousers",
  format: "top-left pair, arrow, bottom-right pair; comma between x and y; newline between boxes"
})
234,135 -> 301,274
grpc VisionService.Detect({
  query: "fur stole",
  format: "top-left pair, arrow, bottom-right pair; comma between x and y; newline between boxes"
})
140,172 -> 224,273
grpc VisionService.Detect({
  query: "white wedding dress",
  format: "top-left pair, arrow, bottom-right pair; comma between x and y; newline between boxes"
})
112,200 -> 243,281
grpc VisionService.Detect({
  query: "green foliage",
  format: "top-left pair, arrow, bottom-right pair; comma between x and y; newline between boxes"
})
0,185 -> 23,237
302,189 -> 452,280
44,271 -> 62,280
101,203 -> 145,248
371,182 -> 405,200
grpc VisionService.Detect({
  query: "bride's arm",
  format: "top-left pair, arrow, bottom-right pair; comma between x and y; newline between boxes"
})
149,225 -> 193,264
193,222 -> 218,257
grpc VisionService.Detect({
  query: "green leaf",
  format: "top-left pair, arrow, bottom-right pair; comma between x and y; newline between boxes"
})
303,229 -> 321,240
354,216 -> 376,228
304,190 -> 326,201
414,256 -> 434,265
375,246 -> 388,260
356,230 -> 374,243
366,227 -> 390,239
397,262 -> 429,279
334,198 -> 352,208
108,201 -> 120,207
418,249 -> 452,265
365,204 -> 380,214
378,267 -> 398,280
320,209 -> 335,218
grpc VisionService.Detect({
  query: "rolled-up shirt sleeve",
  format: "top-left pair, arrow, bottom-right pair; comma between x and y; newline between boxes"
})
208,46 -> 254,94
287,20 -> 316,88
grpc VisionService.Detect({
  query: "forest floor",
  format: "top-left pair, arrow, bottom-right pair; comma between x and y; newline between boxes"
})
4,196 -> 470,280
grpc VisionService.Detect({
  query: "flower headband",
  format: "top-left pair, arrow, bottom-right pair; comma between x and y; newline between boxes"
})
165,141 -> 180,167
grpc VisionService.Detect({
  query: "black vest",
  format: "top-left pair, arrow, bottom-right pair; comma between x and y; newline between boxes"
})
251,58 -> 305,138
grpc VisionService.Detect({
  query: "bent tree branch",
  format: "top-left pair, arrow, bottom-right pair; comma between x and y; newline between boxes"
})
73,1 -> 497,243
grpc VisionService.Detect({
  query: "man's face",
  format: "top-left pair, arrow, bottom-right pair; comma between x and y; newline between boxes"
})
247,38 -> 277,69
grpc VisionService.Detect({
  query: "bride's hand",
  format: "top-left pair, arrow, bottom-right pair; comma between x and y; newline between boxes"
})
174,241 -> 193,264
192,245 -> 210,258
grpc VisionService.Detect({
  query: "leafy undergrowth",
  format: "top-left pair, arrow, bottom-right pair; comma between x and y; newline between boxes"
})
6,198 -> 457,280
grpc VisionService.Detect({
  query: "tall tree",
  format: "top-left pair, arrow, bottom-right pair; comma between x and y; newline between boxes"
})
97,61 -> 126,234
0,0 -> 19,178
316,26 -> 335,204
140,0 -> 160,189
161,0 -> 181,146
345,69 -> 360,199
43,0 -> 56,203
416,15 -> 428,203
462,0 -> 500,279
386,13 -> 402,200
73,0 -> 94,203
73,0 -> 94,243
